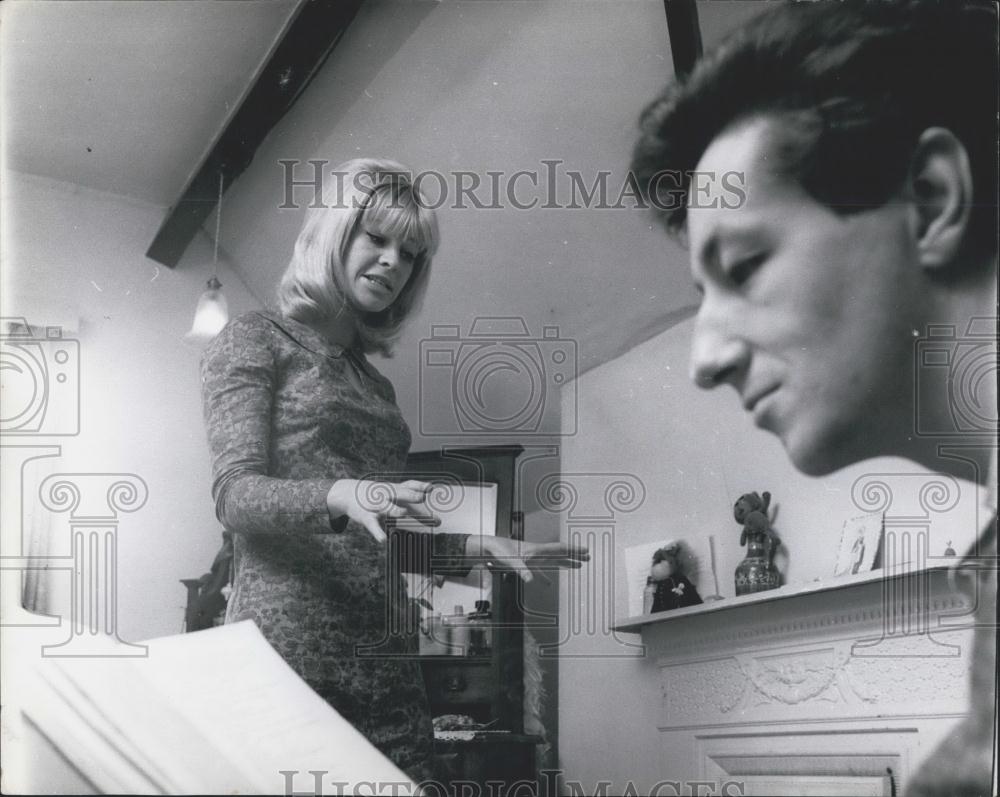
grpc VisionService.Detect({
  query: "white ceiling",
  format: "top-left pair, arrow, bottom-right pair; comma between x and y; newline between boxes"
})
1,0 -> 299,206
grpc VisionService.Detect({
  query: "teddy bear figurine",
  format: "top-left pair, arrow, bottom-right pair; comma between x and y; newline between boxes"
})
646,541 -> 703,613
733,490 -> 781,595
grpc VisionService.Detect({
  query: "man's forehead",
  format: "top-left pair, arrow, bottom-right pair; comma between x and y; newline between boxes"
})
687,116 -> 799,248
695,115 -> 783,177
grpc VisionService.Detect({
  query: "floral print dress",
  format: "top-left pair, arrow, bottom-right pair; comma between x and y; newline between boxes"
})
200,311 -> 469,780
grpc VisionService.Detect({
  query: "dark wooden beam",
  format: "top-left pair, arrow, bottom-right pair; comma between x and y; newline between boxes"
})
663,0 -> 703,78
147,0 -> 365,267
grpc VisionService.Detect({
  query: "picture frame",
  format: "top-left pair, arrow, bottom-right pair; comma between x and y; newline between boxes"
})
833,512 -> 884,577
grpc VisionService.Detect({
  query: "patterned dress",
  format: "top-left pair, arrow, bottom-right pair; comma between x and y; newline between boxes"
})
200,310 -> 469,780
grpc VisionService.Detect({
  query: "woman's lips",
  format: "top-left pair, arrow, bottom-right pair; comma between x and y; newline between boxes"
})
363,274 -> 393,293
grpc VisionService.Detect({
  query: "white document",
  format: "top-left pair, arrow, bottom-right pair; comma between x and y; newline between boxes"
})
15,621 -> 416,795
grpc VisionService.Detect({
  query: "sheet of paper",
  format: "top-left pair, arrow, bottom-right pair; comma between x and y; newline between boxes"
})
17,622 -> 415,795
143,621 -> 415,793
23,642 -> 258,794
399,482 -> 498,618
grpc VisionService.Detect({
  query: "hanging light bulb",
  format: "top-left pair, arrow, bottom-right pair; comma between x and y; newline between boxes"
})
185,170 -> 229,344
185,276 -> 229,343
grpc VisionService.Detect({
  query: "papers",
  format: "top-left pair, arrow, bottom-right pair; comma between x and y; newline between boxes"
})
15,621 -> 415,795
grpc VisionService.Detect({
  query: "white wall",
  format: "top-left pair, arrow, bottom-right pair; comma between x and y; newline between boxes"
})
1,171 -> 261,641
556,318 -> 986,792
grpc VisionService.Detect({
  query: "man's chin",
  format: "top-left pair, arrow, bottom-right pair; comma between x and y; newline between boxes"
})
782,428 -> 855,477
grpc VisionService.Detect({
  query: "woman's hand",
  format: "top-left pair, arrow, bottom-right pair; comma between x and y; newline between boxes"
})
326,479 -> 440,543
468,536 -> 590,583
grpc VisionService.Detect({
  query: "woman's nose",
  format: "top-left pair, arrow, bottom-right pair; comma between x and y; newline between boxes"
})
378,245 -> 400,268
689,305 -> 750,389
378,244 -> 399,267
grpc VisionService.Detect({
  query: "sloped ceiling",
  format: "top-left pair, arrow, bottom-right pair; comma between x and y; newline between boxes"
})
2,0 -> 299,206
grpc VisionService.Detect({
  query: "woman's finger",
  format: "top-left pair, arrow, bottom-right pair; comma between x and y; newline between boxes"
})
388,487 -> 435,506
360,514 -> 387,543
486,555 -> 531,583
399,480 -> 435,493
526,541 -> 590,560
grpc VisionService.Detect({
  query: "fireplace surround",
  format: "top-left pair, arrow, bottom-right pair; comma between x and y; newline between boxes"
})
612,564 -> 979,795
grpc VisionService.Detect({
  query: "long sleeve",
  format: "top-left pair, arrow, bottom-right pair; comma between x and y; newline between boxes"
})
200,315 -> 338,536
390,527 -> 472,578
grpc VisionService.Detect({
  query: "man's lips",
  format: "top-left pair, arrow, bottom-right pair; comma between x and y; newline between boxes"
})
742,385 -> 779,413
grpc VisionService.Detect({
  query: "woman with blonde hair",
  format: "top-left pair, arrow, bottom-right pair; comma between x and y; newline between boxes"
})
200,158 -> 587,781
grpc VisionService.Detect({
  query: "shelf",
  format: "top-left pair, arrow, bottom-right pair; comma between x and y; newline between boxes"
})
612,564 -> 957,634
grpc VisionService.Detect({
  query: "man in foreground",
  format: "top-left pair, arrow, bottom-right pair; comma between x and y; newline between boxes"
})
632,2 -> 997,794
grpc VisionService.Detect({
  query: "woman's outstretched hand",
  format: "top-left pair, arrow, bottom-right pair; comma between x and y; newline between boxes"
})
326,479 -> 440,543
469,536 -> 591,583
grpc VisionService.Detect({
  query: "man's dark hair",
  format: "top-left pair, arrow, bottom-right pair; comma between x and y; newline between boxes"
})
632,0 -> 998,255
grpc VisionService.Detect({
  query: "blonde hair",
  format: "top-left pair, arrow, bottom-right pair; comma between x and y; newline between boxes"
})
277,157 -> 439,356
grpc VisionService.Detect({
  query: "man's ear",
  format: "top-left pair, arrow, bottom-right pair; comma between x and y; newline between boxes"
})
906,127 -> 974,272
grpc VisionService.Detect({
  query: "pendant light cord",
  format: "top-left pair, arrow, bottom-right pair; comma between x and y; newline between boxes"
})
213,171 -> 224,277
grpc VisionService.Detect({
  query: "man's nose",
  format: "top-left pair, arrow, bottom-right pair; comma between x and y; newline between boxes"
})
689,307 -> 749,389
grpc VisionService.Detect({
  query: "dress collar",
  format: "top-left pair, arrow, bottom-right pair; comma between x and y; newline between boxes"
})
258,311 -> 380,380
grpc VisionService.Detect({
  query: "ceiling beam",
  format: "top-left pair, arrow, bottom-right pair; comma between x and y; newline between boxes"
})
663,0 -> 703,78
146,0 -> 364,268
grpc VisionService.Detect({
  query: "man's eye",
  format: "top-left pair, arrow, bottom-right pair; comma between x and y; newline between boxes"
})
725,254 -> 765,286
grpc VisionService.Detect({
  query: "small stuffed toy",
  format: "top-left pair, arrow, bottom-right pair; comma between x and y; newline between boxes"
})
733,491 -> 775,548
649,542 -> 703,612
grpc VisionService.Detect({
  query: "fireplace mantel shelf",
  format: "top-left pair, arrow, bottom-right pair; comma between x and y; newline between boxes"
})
612,564 -> 957,634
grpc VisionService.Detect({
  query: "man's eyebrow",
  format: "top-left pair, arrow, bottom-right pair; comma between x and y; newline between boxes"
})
695,225 -> 764,267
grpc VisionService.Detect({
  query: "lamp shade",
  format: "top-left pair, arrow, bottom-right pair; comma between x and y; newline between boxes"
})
184,277 -> 229,344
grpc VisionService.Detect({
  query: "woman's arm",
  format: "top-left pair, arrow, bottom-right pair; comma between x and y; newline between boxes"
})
388,528 -> 472,578
201,314 -> 338,536
463,535 -> 591,583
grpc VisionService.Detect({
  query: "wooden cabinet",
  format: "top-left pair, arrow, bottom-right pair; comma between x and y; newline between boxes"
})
405,445 -> 540,788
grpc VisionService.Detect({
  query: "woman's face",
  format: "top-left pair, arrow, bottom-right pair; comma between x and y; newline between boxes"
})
339,222 -> 419,313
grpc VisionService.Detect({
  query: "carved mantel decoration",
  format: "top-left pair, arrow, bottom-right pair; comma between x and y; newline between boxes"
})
621,566 -> 976,794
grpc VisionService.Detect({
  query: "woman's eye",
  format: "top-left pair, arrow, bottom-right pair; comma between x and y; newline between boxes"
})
725,254 -> 765,287
401,249 -> 417,263
366,231 -> 385,245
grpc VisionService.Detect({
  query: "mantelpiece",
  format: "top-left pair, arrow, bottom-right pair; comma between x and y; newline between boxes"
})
612,564 -> 969,634
612,565 -> 978,795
